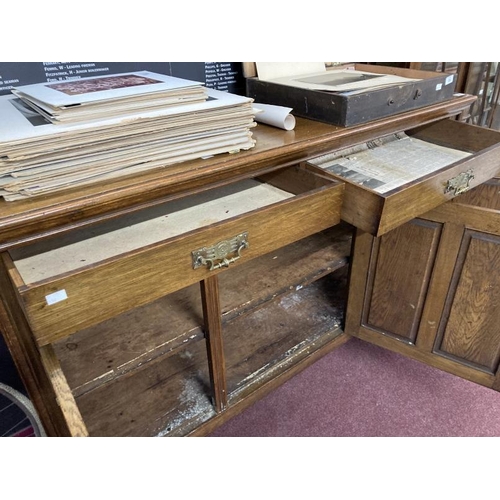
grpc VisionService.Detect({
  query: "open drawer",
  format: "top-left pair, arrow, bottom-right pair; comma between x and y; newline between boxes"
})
307,119 -> 500,236
5,164 -> 343,346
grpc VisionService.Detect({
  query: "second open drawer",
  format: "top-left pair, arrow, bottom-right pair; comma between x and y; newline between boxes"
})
6,164 -> 343,346
307,119 -> 500,236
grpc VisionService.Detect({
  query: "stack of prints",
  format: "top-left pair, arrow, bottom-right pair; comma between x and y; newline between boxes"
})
0,71 -> 256,201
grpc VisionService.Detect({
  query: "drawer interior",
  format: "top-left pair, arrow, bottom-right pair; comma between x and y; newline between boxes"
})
311,120 -> 500,196
11,165 -> 335,286
408,118 -> 500,154
11,173 -> 303,285
310,127 -> 472,195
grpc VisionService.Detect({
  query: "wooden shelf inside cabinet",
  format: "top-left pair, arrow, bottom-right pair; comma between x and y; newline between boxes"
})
219,224 -> 352,402
76,339 -> 214,437
47,225 -> 352,437
223,268 -> 349,403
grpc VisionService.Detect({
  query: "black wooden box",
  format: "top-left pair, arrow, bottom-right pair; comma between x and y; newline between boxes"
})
246,64 -> 457,127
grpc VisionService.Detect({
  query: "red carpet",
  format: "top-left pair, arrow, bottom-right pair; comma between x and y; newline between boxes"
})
211,337 -> 500,437
11,425 -> 35,437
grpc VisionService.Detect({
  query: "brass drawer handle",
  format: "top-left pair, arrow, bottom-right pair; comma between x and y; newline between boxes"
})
192,232 -> 249,271
444,169 -> 474,196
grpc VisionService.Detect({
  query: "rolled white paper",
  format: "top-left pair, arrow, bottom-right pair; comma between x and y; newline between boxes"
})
253,102 -> 296,131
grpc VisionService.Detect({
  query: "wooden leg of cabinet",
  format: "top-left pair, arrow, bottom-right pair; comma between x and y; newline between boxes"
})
200,276 -> 228,412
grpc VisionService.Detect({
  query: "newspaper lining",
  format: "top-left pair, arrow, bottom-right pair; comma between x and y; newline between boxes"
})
310,133 -> 472,193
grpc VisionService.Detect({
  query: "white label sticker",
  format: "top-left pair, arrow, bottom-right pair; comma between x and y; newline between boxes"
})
436,83 -> 443,91
45,289 -> 68,305
445,75 -> 454,85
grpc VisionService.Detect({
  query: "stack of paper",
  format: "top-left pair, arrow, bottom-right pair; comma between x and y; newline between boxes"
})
11,71 -> 209,124
0,71 -> 256,201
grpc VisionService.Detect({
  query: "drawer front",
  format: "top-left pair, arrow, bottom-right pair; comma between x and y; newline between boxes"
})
307,119 -> 500,237
10,167 -> 343,346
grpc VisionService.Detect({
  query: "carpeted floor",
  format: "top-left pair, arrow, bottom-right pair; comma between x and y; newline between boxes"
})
211,337 -> 500,437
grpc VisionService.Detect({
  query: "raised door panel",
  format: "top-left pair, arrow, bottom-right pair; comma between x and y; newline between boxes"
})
363,219 -> 442,343
434,230 -> 500,374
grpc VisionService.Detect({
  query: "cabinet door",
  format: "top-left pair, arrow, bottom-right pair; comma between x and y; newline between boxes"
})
345,196 -> 500,390
433,229 -> 500,376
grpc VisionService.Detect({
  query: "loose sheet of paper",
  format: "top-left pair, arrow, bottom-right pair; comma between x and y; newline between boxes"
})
255,62 -> 326,81
255,63 -> 418,94
253,103 -> 296,130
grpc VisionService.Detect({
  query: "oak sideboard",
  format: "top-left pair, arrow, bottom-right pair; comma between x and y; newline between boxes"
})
2,93 -> 499,436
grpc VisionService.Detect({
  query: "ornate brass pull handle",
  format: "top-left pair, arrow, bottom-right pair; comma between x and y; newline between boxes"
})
192,232 -> 249,271
444,169 -> 474,196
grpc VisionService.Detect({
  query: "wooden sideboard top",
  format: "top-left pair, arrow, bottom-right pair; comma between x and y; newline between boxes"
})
0,94 -> 475,249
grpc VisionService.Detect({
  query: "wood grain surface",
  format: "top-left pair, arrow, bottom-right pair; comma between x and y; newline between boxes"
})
364,220 -> 442,342
436,231 -> 500,372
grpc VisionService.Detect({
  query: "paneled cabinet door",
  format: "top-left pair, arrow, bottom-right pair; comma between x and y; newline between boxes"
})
345,193 -> 500,390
